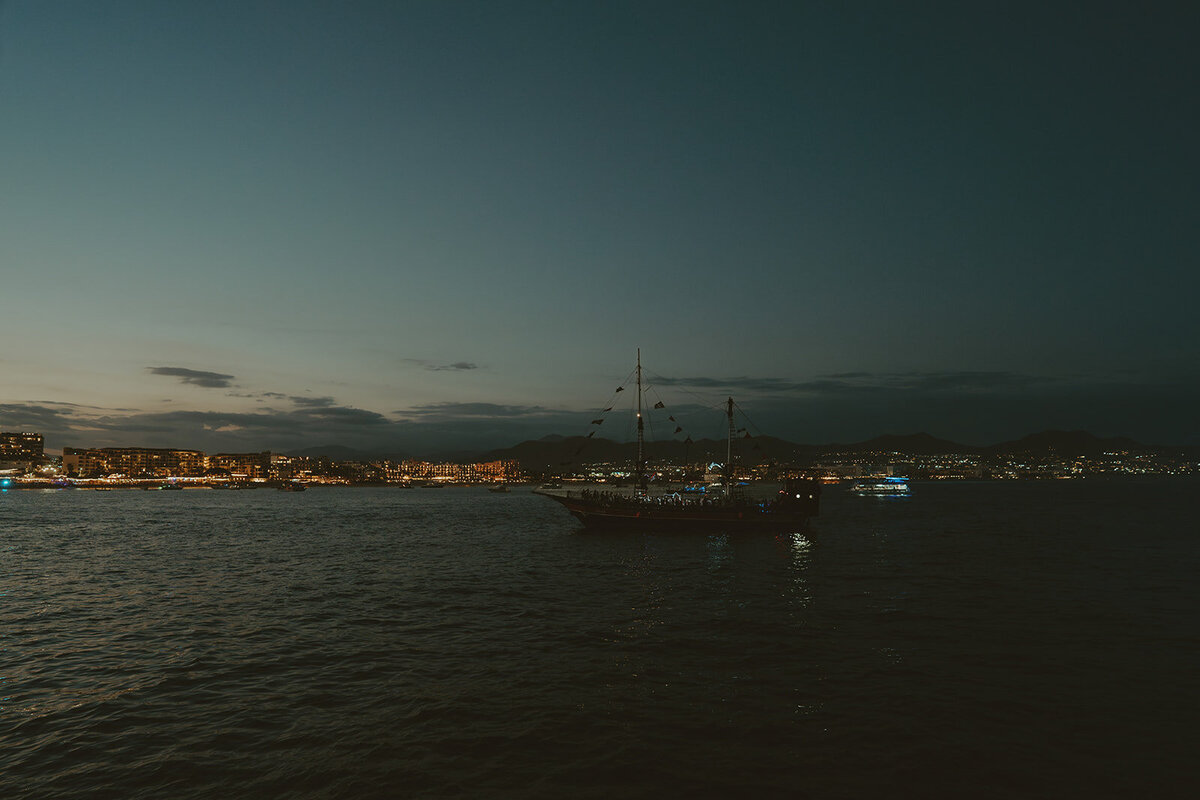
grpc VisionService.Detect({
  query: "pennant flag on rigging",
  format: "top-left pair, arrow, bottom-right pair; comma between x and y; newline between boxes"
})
591,419 -> 603,425
653,401 -> 665,409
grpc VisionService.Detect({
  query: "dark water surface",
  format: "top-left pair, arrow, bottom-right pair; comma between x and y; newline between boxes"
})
2,481 -> 1196,799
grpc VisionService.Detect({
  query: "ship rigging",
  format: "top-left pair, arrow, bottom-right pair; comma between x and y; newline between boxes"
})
535,350 -> 820,531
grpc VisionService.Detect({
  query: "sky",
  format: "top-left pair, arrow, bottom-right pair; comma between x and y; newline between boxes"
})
2,0 -> 1198,456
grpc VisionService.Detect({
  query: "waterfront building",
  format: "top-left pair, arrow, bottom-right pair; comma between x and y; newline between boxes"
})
62,446 -> 206,478
474,460 -> 520,482
390,458 -> 520,483
207,451 -> 289,480
0,432 -> 44,460
426,459 -> 521,483
370,460 -> 412,483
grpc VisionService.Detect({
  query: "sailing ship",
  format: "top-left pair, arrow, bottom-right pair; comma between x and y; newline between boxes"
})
535,351 -> 820,531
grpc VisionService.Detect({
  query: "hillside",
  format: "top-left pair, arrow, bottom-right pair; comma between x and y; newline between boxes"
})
829,432 -> 979,455
986,430 -> 1149,456
482,429 -> 1160,469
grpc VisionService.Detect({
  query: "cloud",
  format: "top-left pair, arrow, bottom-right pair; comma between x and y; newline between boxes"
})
105,410 -> 304,434
748,370 -> 1200,445
652,375 -> 802,393
402,358 -> 479,372
290,395 -> 337,407
399,402 -> 551,420
14,368 -> 1200,458
9,399 -> 568,456
148,367 -> 235,388
0,402 -> 83,429
293,405 -> 390,425
654,370 -> 1055,396
640,369 -> 1200,446
821,371 -> 1052,395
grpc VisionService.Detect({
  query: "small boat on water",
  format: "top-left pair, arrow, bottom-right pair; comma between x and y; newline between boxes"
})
535,350 -> 820,532
488,484 -> 511,493
850,477 -> 911,497
278,481 -> 307,492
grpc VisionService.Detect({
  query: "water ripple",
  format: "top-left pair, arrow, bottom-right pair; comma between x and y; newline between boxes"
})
2,483 -> 1198,798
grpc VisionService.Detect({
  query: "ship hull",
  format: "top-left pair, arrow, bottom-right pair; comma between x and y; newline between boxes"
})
537,488 -> 819,533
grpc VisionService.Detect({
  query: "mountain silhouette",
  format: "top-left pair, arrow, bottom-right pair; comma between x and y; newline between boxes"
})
986,430 -> 1147,456
286,429 -> 1168,468
482,429 -> 1159,469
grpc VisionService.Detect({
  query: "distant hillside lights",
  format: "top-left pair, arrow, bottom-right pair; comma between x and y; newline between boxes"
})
4,430 -> 1194,484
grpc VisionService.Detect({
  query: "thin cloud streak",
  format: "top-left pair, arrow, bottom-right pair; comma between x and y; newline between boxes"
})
290,396 -> 337,408
398,402 -> 553,420
147,367 -> 236,389
293,405 -> 390,425
655,370 -> 1062,396
401,359 -> 480,372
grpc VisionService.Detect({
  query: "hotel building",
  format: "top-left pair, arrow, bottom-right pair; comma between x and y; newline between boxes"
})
62,447 -> 207,478
207,451 -> 292,480
0,432 -> 44,460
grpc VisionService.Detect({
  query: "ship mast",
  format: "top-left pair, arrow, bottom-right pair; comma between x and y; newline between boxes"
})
636,348 -> 646,493
725,396 -> 734,495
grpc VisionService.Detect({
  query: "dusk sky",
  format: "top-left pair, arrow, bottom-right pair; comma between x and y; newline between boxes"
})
2,1 -> 1198,456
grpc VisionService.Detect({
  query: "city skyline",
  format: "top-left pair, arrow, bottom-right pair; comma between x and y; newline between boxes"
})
3,2 -> 1198,453
4,417 -> 1197,464
6,429 -> 1195,486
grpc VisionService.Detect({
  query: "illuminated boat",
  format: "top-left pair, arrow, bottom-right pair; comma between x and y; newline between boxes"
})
538,481 -> 820,532
535,351 -> 820,531
850,477 -> 911,496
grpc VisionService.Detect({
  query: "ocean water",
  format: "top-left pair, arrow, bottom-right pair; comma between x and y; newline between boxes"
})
1,480 -> 1196,799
